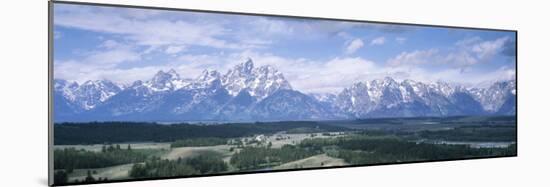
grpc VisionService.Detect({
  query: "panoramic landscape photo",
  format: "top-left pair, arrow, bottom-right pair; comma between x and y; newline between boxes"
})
52,3 -> 517,185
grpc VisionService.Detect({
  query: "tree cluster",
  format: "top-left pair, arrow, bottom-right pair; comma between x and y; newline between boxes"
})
301,135 -> 516,165
419,125 -> 516,142
230,145 -> 317,170
54,121 -> 349,145
54,145 -> 147,171
170,137 -> 228,148
129,154 -> 227,178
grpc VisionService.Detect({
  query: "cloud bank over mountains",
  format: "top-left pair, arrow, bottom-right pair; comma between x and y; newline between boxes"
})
53,4 -> 516,95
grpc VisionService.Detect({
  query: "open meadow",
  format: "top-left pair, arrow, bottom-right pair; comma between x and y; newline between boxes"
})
53,116 -> 516,185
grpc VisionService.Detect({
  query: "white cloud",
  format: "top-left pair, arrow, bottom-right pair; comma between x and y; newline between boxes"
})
55,48 -> 515,93
306,21 -> 412,36
298,57 -> 376,93
387,37 -> 511,69
395,37 -> 407,44
164,45 -> 186,55
176,53 -> 238,78
471,66 -> 516,87
455,36 -> 482,47
158,51 -> 380,94
53,5 -> 513,92
250,18 -> 294,36
99,40 -> 120,49
86,49 -> 141,65
382,36 -> 515,85
387,49 -> 439,66
370,37 -> 386,45
54,62 -> 169,85
54,4 -> 257,50
443,50 -> 477,67
471,37 -> 509,60
423,65 -> 516,86
336,31 -> 352,39
345,38 -> 364,54
82,41 -> 142,66
54,40 -> 143,83
221,51 -> 384,93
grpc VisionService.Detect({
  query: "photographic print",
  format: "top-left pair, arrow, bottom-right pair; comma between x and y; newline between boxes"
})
50,2 -> 517,186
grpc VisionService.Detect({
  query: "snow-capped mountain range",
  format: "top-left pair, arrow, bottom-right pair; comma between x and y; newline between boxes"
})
53,59 -> 516,122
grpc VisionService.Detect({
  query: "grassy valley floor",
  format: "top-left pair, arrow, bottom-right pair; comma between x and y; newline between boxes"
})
52,116 -> 516,185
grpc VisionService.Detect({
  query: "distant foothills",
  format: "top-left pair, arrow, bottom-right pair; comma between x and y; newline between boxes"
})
53,59 -> 516,122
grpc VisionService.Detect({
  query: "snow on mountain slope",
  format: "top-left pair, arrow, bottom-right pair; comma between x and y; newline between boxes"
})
469,80 -> 516,113
222,58 -> 292,99
332,77 -> 510,118
54,79 -> 122,110
52,58 -> 516,122
143,69 -> 192,92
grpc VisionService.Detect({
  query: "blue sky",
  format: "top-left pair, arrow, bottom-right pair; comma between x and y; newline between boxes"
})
53,3 -> 516,94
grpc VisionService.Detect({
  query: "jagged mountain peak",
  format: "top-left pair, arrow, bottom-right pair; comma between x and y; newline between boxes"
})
81,79 -> 117,87
130,80 -> 143,87
167,68 -> 178,75
81,80 -> 97,85
143,69 -> 190,92
54,79 -> 79,91
53,60 -> 515,122
242,58 -> 254,72
197,69 -> 221,82
402,79 -> 417,84
368,77 -> 399,88
351,81 -> 369,90
332,78 -> 516,118
54,78 -> 69,86
383,76 -> 397,83
255,64 -> 278,73
152,69 -> 180,82
428,81 -> 455,97
54,79 -> 123,110
469,79 -> 516,112
222,58 -> 292,98
186,69 -> 223,90
229,58 -> 255,75
492,79 -> 516,90
309,92 -> 337,103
